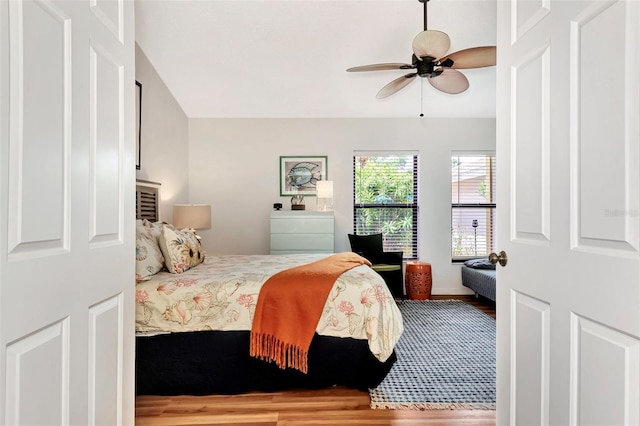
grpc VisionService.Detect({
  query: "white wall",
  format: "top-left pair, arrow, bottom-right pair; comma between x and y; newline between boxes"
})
188,117 -> 495,295
135,44 -> 189,222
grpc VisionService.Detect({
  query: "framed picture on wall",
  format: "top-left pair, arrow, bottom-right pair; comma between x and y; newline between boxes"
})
280,156 -> 328,196
135,80 -> 142,170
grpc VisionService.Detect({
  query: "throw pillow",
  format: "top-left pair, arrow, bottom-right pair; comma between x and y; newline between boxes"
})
158,225 -> 205,274
136,219 -> 167,241
463,258 -> 496,270
136,229 -> 165,281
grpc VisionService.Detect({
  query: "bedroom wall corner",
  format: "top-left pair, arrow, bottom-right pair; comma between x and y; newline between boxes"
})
135,43 -> 189,222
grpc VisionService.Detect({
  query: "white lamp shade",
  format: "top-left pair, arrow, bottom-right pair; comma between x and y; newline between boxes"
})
173,204 -> 211,229
316,180 -> 333,198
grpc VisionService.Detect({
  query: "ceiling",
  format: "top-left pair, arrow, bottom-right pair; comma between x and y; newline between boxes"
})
135,0 -> 497,118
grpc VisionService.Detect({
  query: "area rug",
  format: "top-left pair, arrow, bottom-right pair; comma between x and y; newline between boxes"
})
369,300 -> 495,410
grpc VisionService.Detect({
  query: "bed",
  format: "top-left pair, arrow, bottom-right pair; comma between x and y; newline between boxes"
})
135,219 -> 403,396
461,258 -> 496,302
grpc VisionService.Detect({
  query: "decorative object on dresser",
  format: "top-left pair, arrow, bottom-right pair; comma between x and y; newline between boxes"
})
348,233 -> 403,299
280,156 -> 328,196
136,179 -> 160,221
173,204 -> 211,232
290,195 -> 305,210
316,180 -> 334,211
270,210 -> 334,254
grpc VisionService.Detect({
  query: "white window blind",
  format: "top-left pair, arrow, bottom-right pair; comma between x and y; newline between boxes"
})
353,153 -> 418,259
451,152 -> 496,259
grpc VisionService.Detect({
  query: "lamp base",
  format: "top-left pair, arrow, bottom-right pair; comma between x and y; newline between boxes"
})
291,205 -> 305,211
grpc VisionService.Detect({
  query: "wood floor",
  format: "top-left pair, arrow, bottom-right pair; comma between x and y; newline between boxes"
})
135,295 -> 496,426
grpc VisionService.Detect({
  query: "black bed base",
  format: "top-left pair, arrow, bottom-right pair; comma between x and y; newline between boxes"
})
136,330 -> 396,396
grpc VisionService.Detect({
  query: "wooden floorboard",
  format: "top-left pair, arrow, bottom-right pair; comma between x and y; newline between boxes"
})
135,295 -> 496,425
430,294 -> 496,319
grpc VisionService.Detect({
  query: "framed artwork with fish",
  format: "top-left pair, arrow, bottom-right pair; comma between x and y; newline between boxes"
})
280,156 -> 328,196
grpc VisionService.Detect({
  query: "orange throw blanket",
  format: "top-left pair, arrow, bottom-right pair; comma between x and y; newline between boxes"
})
249,252 -> 371,373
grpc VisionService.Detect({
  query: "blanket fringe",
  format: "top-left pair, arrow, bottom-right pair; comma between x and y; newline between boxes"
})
250,332 -> 309,374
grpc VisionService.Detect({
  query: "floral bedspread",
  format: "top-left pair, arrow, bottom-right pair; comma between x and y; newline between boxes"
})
135,253 -> 404,362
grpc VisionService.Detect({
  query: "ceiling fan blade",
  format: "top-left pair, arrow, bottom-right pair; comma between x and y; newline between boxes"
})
376,73 -> 418,99
428,68 -> 469,94
347,63 -> 414,72
412,30 -> 451,60
439,46 -> 496,69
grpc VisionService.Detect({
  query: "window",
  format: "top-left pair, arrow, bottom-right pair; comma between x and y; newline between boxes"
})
451,152 -> 496,260
353,152 -> 418,259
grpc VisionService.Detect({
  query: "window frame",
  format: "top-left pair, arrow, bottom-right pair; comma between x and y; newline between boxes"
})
353,153 -> 419,260
451,151 -> 496,262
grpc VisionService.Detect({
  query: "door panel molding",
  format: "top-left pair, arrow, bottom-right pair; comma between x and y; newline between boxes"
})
569,0 -> 640,257
89,40 -> 124,247
90,0 -> 124,44
510,291 -> 550,426
511,0 -> 550,44
511,44 -> 551,245
570,314 -> 640,425
7,0 -> 71,260
88,293 -> 124,425
5,317 -> 70,425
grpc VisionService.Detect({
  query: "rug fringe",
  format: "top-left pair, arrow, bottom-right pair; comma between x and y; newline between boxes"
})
370,401 -> 496,410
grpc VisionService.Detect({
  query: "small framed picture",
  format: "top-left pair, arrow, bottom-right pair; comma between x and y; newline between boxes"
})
280,156 -> 328,196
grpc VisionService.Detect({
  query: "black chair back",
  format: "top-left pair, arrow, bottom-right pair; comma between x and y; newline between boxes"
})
348,233 -> 383,264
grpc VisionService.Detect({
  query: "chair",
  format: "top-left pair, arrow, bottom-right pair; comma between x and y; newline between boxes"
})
348,233 -> 404,299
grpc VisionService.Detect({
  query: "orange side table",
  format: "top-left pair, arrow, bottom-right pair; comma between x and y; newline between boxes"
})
405,261 -> 432,300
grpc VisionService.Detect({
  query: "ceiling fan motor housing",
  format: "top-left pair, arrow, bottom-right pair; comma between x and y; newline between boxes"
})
414,55 -> 443,78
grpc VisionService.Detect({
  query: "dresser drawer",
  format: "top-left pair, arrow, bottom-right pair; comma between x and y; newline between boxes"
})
270,234 -> 334,252
270,217 -> 334,234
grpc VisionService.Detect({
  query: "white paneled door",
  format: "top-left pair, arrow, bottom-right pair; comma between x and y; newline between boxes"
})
496,0 -> 640,424
0,0 -> 135,424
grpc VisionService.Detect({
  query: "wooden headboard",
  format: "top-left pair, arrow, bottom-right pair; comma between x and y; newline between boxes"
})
136,179 -> 161,221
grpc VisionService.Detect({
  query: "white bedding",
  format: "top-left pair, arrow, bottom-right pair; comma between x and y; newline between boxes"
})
135,253 -> 403,362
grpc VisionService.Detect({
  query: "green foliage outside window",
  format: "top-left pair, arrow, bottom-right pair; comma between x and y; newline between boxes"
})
354,155 -> 417,258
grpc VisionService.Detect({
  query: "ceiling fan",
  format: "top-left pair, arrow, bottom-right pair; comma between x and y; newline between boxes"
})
346,0 -> 496,99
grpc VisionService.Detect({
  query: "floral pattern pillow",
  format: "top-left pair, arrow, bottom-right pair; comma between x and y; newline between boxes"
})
158,225 -> 205,274
136,219 -> 167,241
135,229 -> 165,282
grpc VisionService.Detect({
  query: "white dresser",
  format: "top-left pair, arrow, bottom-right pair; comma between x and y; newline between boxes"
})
270,210 -> 335,254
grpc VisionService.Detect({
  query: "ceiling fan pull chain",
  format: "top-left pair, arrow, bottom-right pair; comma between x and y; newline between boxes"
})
420,79 -> 424,117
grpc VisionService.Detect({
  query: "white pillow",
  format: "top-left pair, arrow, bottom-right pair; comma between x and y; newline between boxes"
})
158,225 -> 205,274
135,229 -> 165,281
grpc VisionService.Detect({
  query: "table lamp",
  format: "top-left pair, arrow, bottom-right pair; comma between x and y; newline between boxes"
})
173,204 -> 211,233
316,180 -> 333,211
